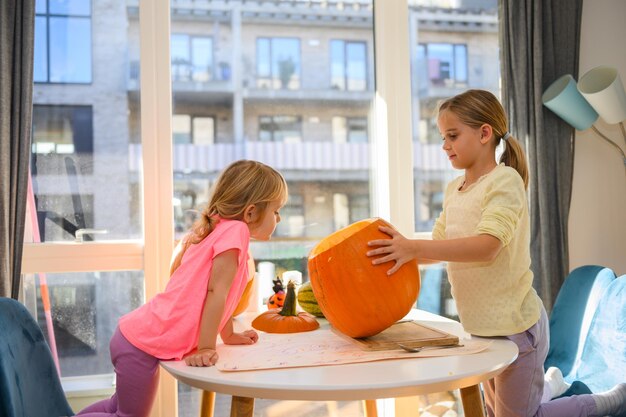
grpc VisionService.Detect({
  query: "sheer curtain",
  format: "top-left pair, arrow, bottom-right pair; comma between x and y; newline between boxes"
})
0,0 -> 35,299
499,0 -> 584,312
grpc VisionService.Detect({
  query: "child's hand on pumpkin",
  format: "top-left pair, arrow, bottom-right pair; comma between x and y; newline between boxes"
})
222,329 -> 259,345
184,348 -> 219,367
366,226 -> 417,275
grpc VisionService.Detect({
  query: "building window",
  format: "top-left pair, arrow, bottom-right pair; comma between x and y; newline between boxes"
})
34,0 -> 92,83
418,43 -> 468,87
256,37 -> 301,89
171,35 -> 214,82
274,194 -> 305,238
330,40 -> 367,91
172,115 -> 215,144
259,116 -> 302,142
332,116 -> 368,143
31,105 -> 94,175
349,194 -> 370,224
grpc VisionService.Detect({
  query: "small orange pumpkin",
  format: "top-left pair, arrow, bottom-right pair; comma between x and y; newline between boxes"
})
308,218 -> 420,338
252,281 -> 319,333
266,277 -> 285,309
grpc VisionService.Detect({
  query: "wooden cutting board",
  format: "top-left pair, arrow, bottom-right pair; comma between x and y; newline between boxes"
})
334,320 -> 459,351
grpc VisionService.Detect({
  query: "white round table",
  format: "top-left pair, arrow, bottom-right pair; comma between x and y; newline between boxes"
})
161,309 -> 518,417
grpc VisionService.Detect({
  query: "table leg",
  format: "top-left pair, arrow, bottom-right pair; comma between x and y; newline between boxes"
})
460,384 -> 485,417
363,399 -> 378,417
199,391 -> 215,417
230,396 -> 254,417
395,395 -> 421,417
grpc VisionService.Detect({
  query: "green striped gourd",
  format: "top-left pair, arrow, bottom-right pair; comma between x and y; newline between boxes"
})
297,281 -> 325,318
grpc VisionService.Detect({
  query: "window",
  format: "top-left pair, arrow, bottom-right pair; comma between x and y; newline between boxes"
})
332,116 -> 368,143
34,0 -> 92,83
258,116 -> 302,142
256,38 -> 301,89
172,115 -> 215,144
417,43 -> 468,88
274,194 -> 305,238
31,105 -> 93,173
330,40 -> 367,91
171,35 -> 214,82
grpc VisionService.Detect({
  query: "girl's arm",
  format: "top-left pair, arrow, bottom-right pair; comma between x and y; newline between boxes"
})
367,226 -> 502,275
185,249 -> 238,367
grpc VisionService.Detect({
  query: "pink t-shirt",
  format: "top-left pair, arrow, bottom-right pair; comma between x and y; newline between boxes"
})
119,219 -> 250,360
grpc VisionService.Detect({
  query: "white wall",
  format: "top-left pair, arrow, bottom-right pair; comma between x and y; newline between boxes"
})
569,0 -> 626,275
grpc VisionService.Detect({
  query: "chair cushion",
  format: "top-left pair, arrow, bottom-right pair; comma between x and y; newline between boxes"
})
0,297 -> 74,417
572,276 -> 626,393
545,265 -> 615,378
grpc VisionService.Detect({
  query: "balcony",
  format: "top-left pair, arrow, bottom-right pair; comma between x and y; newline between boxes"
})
128,141 -> 450,174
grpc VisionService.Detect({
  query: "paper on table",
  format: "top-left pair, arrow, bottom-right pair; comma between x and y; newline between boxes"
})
216,327 -> 492,372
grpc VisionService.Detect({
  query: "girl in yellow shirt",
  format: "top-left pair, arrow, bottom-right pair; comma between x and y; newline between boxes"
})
367,89 -> 625,417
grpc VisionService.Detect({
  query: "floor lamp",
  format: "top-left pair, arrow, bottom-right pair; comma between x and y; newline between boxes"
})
542,66 -> 626,177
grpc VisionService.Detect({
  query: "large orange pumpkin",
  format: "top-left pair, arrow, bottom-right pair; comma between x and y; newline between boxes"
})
307,218 -> 420,338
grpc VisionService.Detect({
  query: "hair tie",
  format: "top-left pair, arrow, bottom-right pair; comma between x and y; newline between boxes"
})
502,132 -> 512,141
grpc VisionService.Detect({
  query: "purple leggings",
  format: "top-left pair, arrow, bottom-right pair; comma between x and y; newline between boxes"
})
76,326 -> 160,417
482,307 -> 598,417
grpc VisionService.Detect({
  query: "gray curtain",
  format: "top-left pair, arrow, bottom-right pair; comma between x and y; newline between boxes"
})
0,0 -> 35,299
499,0 -> 583,312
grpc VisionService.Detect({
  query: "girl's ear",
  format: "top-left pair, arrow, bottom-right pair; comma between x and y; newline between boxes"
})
243,204 -> 257,224
479,124 -> 493,144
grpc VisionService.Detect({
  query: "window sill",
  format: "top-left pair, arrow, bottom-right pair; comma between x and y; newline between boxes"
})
62,373 -> 115,398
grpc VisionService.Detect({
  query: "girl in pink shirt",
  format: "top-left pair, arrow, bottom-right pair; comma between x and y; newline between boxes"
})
77,160 -> 288,417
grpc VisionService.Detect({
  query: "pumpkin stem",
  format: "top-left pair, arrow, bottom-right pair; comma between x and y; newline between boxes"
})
279,280 -> 297,317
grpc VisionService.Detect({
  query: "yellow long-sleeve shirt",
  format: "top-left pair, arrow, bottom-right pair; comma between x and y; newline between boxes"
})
432,164 -> 541,336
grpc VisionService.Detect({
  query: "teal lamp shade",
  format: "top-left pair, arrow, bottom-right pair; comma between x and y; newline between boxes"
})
578,66 -> 626,124
542,74 -> 599,130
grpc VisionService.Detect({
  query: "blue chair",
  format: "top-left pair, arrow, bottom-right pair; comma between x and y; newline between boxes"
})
570,276 -> 626,393
545,265 -> 615,380
416,267 -> 443,315
0,297 -> 74,417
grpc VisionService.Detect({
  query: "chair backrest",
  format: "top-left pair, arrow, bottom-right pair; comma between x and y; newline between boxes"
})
0,297 -> 74,417
572,275 -> 626,393
545,265 -> 615,378
416,267 -> 443,315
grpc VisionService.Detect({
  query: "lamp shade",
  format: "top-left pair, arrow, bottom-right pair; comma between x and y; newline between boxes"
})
578,66 -> 626,124
542,74 -> 598,130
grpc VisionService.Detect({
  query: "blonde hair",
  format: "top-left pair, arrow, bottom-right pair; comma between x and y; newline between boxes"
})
170,160 -> 288,275
438,89 -> 529,189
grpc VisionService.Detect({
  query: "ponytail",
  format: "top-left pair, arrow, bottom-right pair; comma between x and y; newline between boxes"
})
499,135 -> 529,190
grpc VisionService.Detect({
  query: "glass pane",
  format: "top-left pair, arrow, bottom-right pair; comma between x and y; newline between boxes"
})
170,3 -> 375,414
31,0 -> 142,242
346,42 -> 367,91
34,17 -> 48,82
191,37 -> 213,82
173,114 -> 191,144
193,117 -> 215,145
410,1 -> 500,233
22,271 -> 144,377
49,17 -> 92,83
271,38 -> 300,89
330,40 -> 345,90
50,0 -> 91,16
172,34 -> 191,81
35,0 -> 47,14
